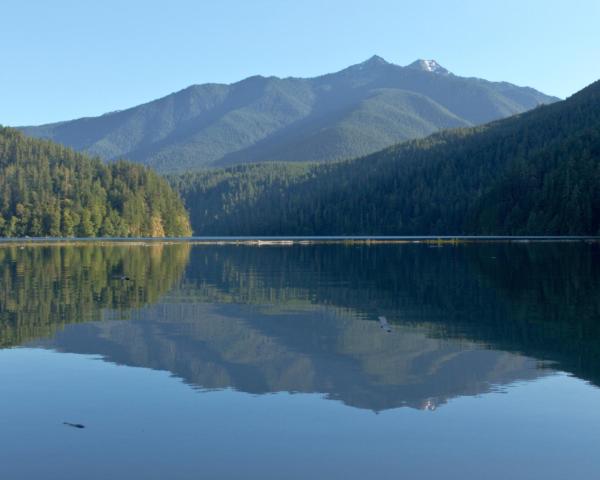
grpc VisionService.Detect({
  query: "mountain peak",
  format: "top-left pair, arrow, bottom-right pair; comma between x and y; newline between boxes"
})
365,54 -> 388,64
20,56 -> 558,172
407,59 -> 450,75
353,55 -> 389,68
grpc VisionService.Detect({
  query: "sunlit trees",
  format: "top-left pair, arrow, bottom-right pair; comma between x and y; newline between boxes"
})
0,128 -> 192,237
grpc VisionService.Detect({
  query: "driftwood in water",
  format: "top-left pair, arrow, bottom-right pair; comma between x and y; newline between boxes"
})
63,422 -> 85,429
378,316 -> 392,333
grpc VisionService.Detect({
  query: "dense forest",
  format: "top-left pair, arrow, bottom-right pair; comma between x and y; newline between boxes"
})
172,79 -> 600,236
0,127 -> 191,237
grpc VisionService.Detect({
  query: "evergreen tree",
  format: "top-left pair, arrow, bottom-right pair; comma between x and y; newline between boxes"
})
171,80 -> 600,236
0,128 -> 192,237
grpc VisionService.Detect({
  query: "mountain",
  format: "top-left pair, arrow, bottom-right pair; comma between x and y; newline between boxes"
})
172,79 -> 600,235
0,127 -> 191,237
18,57 -> 558,173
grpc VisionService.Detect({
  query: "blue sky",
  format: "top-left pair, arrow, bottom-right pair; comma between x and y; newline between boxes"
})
2,0 -> 599,125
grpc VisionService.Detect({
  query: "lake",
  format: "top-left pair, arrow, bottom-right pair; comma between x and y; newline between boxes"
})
1,241 -> 600,479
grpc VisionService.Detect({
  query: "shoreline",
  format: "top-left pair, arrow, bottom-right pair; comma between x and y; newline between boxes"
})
0,235 -> 599,247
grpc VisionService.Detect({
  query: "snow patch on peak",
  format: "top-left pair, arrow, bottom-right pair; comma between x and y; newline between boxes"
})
408,59 -> 450,75
423,60 -> 438,72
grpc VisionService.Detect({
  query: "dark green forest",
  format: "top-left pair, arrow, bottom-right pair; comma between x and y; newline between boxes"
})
0,127 -> 191,237
172,79 -> 600,236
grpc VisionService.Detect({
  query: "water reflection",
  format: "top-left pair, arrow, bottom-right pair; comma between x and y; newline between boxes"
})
3,242 -> 600,411
0,244 -> 189,347
177,243 -> 600,386
33,302 -> 542,411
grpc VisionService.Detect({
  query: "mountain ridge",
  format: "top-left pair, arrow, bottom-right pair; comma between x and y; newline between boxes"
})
18,56 -> 559,173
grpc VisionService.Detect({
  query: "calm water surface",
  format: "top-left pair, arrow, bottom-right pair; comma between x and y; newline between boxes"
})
1,242 -> 600,479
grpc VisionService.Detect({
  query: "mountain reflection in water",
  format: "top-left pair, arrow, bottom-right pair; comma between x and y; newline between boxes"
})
4,241 -> 600,411
32,303 -> 544,411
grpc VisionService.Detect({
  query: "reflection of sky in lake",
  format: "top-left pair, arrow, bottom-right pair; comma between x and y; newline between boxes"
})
1,348 -> 598,480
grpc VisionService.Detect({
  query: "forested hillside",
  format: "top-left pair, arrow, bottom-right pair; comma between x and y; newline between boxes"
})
173,79 -> 600,236
0,128 -> 191,237
20,57 -> 557,172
